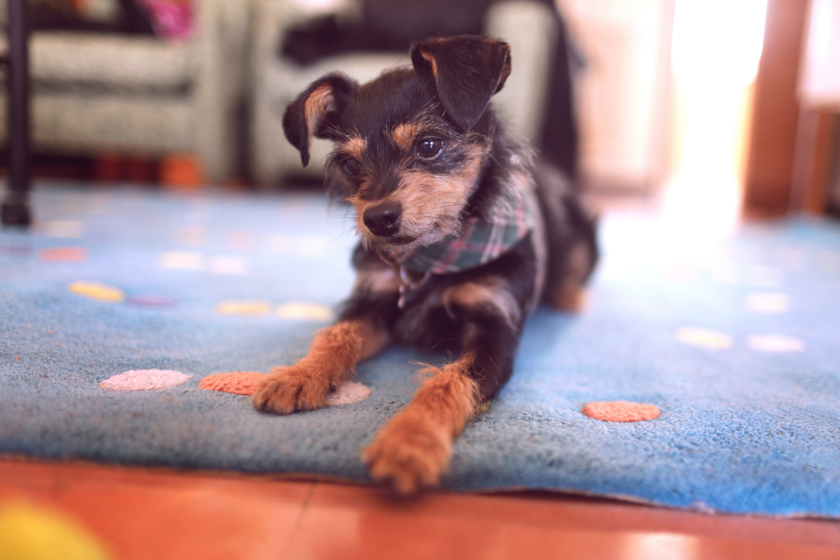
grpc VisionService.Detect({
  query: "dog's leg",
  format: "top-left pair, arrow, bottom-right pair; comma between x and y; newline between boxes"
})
253,256 -> 399,415
252,317 -> 389,414
363,289 -> 521,494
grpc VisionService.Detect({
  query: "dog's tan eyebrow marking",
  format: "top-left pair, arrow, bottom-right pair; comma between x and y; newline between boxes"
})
340,136 -> 367,160
392,123 -> 420,151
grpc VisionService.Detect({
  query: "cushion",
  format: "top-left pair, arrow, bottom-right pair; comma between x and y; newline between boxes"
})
0,32 -> 192,91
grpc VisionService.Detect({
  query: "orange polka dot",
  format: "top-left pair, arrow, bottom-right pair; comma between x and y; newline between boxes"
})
198,371 -> 264,395
582,401 -> 661,422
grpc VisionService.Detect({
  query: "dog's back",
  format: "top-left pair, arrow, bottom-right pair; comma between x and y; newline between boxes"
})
532,160 -> 599,312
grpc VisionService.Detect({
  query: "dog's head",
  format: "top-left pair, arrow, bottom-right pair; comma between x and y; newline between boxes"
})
282,35 -> 512,259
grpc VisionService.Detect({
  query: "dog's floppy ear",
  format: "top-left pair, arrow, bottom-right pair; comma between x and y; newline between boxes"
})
411,36 -> 511,132
282,73 -> 357,167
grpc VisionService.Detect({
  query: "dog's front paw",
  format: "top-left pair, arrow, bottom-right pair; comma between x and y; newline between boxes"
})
362,411 -> 451,495
252,364 -> 334,415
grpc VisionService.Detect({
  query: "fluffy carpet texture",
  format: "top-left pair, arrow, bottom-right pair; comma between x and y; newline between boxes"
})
1,183 -> 839,518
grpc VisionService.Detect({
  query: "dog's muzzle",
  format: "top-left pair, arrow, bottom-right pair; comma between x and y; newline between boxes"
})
363,201 -> 402,237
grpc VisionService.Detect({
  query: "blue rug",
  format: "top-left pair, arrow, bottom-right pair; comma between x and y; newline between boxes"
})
2,182 -> 839,518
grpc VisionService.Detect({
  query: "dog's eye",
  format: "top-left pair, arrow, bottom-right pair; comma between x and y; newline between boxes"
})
416,138 -> 444,159
341,158 -> 360,177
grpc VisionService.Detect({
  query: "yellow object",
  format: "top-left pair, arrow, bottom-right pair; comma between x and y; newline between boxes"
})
276,302 -> 333,321
0,500 -> 111,560
67,281 -> 125,303
215,300 -> 272,316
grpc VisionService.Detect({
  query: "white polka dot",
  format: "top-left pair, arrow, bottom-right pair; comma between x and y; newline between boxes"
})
745,292 -> 789,313
160,251 -> 204,270
276,302 -> 333,321
325,381 -> 371,406
265,234 -> 330,258
748,335 -> 805,353
208,255 -> 249,275
676,327 -> 732,349
99,369 -> 192,391
44,220 -> 84,239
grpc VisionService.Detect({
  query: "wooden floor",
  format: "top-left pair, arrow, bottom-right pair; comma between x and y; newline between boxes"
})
1,458 -> 839,559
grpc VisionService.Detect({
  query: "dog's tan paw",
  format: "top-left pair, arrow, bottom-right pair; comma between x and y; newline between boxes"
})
362,412 -> 451,495
252,364 -> 334,415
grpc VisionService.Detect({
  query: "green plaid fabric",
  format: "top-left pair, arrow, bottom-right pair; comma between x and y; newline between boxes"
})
402,183 -> 543,276
379,181 -> 547,312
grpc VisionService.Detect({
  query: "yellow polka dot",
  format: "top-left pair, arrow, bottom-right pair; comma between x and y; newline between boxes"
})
67,281 -> 124,303
676,327 -> 732,349
276,302 -> 333,321
215,300 -> 272,315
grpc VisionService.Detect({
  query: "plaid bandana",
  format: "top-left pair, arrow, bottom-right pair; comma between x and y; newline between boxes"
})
380,181 -> 546,311
403,185 -> 541,274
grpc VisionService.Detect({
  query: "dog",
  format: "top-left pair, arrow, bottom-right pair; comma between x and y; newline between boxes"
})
253,35 -> 599,494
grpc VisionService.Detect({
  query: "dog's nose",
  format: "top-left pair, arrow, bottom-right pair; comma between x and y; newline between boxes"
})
363,201 -> 402,237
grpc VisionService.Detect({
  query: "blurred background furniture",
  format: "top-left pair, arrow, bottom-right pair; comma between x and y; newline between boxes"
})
0,0 -> 248,185
1,0 -> 31,226
249,0 -> 561,187
791,0 -> 840,217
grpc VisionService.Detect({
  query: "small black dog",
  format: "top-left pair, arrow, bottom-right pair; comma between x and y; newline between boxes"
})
253,35 -> 598,494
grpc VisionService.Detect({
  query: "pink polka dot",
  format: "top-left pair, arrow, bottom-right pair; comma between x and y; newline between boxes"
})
99,369 -> 191,391
747,334 -> 805,353
39,247 -> 88,263
583,401 -> 661,422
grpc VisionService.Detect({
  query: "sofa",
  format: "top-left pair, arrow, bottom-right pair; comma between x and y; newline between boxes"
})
0,0 -> 248,184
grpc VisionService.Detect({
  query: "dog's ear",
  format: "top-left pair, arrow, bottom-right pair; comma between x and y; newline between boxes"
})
282,73 -> 357,167
411,36 -> 511,132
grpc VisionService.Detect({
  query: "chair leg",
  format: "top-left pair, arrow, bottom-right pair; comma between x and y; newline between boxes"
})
2,0 -> 32,227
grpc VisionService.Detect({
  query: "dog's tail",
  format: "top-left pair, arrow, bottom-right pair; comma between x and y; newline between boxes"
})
532,159 -> 600,312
